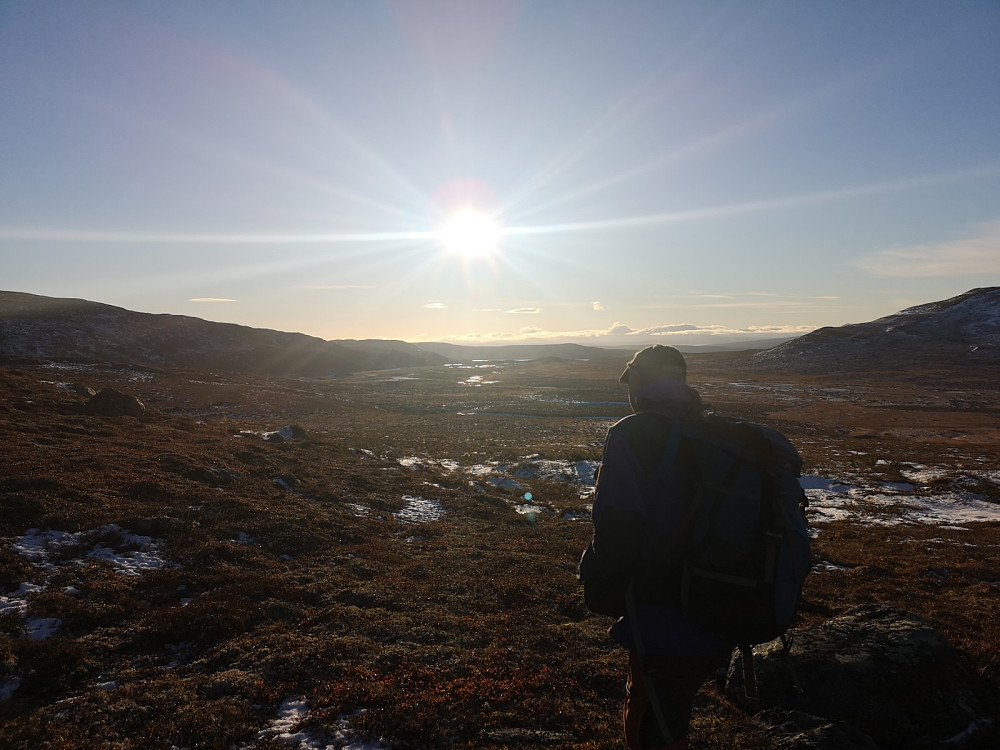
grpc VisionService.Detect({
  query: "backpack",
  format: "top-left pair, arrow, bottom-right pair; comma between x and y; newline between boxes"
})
643,414 -> 810,647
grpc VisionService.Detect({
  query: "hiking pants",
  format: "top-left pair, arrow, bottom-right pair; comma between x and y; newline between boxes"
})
623,649 -> 729,750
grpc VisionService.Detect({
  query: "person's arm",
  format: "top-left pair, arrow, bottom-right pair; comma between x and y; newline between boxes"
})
590,427 -> 648,573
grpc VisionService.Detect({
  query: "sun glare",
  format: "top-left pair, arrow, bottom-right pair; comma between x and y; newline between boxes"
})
439,208 -> 500,260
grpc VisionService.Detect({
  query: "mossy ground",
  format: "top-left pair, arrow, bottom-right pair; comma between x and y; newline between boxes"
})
1,355 -> 997,748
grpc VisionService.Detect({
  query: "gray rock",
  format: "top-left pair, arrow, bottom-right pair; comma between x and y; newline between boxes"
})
726,604 -> 994,748
85,388 -> 145,417
70,383 -> 97,397
755,708 -> 880,749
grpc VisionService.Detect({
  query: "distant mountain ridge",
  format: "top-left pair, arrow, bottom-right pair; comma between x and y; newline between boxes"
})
754,287 -> 1000,371
0,291 -> 441,377
3,288 -> 997,376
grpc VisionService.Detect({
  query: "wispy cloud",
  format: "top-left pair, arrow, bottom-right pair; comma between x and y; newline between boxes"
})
592,301 -> 604,311
188,297 -> 237,303
633,323 -> 813,337
504,307 -> 543,314
424,301 -> 447,309
855,221 -> 1000,277
638,324 -> 699,334
300,284 -> 377,290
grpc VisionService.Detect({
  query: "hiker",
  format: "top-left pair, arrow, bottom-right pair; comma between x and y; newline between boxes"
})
579,345 -> 733,750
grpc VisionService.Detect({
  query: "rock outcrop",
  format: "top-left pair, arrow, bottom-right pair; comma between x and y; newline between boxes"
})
84,388 -> 145,417
726,605 -> 996,748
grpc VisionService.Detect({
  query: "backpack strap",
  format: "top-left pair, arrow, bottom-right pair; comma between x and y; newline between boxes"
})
739,643 -> 761,709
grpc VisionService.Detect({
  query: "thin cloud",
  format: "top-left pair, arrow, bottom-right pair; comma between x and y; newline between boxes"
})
856,221 -> 1000,277
639,324 -> 700,334
424,301 -> 447,309
504,307 -> 543,314
300,284 -> 377,290
592,301 -> 604,311
635,323 -> 813,337
188,297 -> 237,303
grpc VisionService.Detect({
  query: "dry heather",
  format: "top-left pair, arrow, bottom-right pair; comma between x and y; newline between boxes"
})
0,354 -> 997,749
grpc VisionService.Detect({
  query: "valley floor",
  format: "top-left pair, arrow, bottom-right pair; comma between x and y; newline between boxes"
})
1,354 -> 997,748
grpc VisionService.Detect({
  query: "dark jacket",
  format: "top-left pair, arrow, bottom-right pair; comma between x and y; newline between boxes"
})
580,380 -> 729,656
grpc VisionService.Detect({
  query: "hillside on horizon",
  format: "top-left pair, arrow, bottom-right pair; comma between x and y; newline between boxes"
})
2,288 -> 998,376
754,287 -> 1000,372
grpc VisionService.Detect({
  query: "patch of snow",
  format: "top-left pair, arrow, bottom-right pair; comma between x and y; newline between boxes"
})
969,469 -> 1000,485
3,525 -> 175,640
514,504 -> 546,516
467,462 -> 506,477
239,426 -> 299,442
393,496 -> 445,524
86,544 -> 170,577
896,492 -> 1000,526
513,457 -> 599,486
880,481 -> 915,493
805,472 -> 1000,528
11,525 -> 172,576
485,476 -> 529,493
398,457 -> 461,473
799,475 -> 856,494
813,561 -> 851,572
257,697 -> 391,750
26,617 -> 62,640
0,582 -> 44,616
897,463 -> 954,484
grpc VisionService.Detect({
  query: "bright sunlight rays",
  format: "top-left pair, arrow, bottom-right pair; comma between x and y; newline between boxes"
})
438,207 -> 501,260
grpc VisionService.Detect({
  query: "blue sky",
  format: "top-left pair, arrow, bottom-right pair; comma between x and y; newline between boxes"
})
1,1 -> 998,345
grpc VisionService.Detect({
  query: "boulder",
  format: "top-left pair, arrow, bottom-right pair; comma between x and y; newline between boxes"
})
726,604 -> 994,748
70,383 -> 97,397
85,388 -> 145,417
754,708 -> 880,749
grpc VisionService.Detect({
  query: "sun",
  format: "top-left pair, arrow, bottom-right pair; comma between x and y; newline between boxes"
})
439,207 -> 500,260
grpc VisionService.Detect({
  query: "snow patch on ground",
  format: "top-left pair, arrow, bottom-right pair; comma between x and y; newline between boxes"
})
803,475 -> 1000,529
399,454 -> 598,515
253,697 -> 391,750
393,496 -> 445,524
2,525 -> 174,644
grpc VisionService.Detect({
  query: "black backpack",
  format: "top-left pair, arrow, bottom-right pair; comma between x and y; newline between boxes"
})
581,413 -> 810,647
647,414 -> 811,646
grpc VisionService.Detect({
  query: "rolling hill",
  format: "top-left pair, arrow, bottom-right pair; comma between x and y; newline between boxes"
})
0,291 -> 441,377
754,287 -> 1000,372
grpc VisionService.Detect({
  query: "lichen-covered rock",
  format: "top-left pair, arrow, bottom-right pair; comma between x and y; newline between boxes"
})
726,604 -> 994,748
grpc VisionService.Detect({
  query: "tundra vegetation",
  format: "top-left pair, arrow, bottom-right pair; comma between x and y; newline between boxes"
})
0,353 -> 997,748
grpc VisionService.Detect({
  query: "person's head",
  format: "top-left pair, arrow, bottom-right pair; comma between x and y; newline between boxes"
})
618,345 -> 687,412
